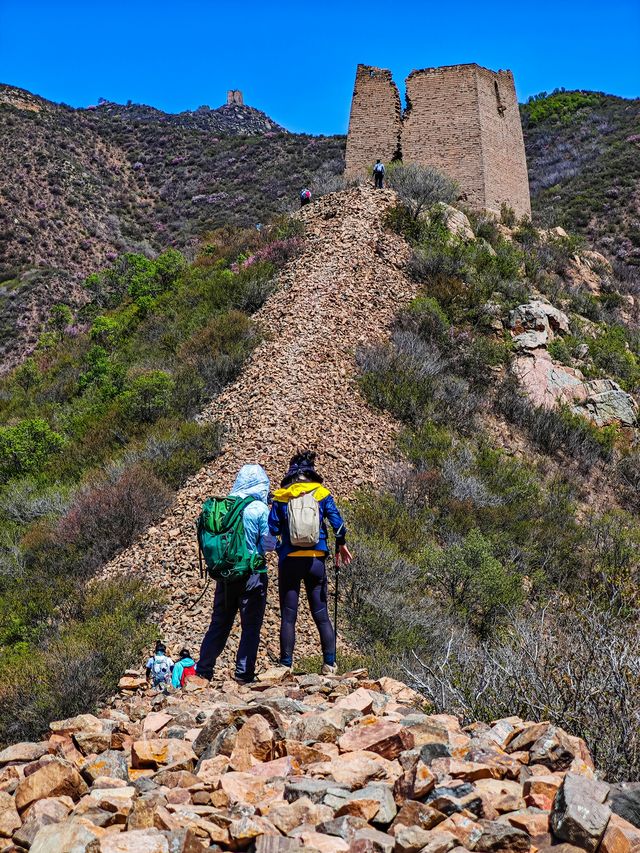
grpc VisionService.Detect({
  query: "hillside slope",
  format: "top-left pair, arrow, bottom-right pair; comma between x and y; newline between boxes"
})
523,90 -> 640,271
0,84 -> 344,370
102,186 -> 415,668
3,84 -> 640,374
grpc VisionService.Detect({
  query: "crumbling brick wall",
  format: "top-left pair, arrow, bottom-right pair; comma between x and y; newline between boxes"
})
345,65 -> 402,177
345,62 -> 531,218
227,90 -> 244,106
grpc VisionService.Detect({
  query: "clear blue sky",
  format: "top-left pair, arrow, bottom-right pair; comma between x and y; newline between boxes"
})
1,0 -> 638,135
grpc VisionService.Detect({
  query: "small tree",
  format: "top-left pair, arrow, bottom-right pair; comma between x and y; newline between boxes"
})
49,304 -> 73,338
387,164 -> 459,220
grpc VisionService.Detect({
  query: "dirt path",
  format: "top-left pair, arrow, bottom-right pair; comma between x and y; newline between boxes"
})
103,185 -> 417,671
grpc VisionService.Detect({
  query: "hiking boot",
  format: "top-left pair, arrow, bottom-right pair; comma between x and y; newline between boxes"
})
233,675 -> 255,686
321,663 -> 338,676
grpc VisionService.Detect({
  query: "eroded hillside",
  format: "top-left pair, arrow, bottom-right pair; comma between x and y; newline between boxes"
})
102,186 -> 416,664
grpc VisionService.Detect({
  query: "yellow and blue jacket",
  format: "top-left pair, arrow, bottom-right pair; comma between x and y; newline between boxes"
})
268,482 -> 347,559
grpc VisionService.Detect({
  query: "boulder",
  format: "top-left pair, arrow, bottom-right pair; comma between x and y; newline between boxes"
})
338,719 -> 414,759
393,824 -> 442,853
433,204 -> 475,241
471,819 -> 531,853
30,817 -> 104,852
346,783 -> 397,825
551,773 -> 611,852
390,800 -> 446,832
0,742 -> 49,766
609,784 -> 640,829
229,713 -> 274,770
100,828 -> 171,852
131,739 -> 196,771
81,750 -> 129,784
15,758 -> 88,811
600,813 -> 640,853
0,791 -> 21,837
267,796 -> 334,834
523,774 -> 563,810
509,301 -> 570,350
333,688 -> 376,715
571,379 -> 637,427
220,771 -> 285,807
310,750 -> 396,790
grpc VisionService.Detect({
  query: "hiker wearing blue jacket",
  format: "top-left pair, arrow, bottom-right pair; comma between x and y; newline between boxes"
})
171,648 -> 196,689
269,451 -> 352,675
194,464 -> 276,685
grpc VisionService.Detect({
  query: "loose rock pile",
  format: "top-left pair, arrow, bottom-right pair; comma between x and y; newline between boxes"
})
102,186 -> 415,666
1,670 -> 638,852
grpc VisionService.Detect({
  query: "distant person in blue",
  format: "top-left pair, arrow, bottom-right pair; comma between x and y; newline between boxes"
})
146,641 -> 174,689
373,159 -> 385,189
269,451 -> 352,675
194,464 -> 276,685
300,188 -> 312,207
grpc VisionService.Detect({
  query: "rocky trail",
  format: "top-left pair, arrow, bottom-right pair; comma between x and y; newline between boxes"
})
2,668 -> 639,852
103,186 -> 416,670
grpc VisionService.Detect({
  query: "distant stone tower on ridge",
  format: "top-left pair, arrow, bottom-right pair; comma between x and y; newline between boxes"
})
345,63 -> 531,218
227,90 -> 244,106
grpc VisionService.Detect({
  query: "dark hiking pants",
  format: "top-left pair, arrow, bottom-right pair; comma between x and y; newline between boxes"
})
196,572 -> 267,681
374,172 -> 384,189
278,556 -> 335,666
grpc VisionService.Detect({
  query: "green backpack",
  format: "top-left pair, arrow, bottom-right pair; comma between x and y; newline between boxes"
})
196,495 -> 265,583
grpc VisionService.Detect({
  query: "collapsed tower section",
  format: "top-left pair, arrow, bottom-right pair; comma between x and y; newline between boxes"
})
345,62 -> 531,218
344,66 -> 402,173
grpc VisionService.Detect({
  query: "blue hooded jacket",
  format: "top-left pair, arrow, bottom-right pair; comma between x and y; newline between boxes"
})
230,464 -> 276,560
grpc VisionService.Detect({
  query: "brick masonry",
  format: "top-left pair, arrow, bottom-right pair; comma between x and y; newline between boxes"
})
226,89 -> 244,106
345,63 -> 531,218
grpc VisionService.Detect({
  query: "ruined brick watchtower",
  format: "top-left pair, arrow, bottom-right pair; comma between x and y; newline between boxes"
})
345,63 -> 531,218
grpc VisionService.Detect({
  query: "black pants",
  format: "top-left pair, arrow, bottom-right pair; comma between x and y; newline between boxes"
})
196,572 -> 267,681
374,172 -> 384,189
278,556 -> 335,666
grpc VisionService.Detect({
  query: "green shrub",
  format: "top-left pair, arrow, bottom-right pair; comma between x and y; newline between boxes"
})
0,577 -> 161,746
589,326 -> 640,391
0,418 -> 64,483
422,529 -> 522,633
386,164 -> 459,219
146,419 -> 223,488
122,370 -> 174,424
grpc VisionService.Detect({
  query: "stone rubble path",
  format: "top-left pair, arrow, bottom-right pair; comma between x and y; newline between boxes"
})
1,668 -> 635,853
102,186 -> 415,670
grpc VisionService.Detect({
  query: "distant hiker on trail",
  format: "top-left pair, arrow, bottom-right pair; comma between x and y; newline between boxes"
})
373,159 -> 385,189
300,187 -> 312,207
171,648 -> 196,689
269,451 -> 352,675
194,465 -> 276,685
145,641 -> 174,689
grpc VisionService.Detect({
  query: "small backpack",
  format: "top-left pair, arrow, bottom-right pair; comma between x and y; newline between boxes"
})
151,654 -> 171,687
374,162 -> 384,173
288,489 -> 321,547
196,495 -> 265,582
180,663 -> 196,687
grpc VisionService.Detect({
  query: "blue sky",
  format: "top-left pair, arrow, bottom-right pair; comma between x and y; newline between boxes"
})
1,0 -> 638,135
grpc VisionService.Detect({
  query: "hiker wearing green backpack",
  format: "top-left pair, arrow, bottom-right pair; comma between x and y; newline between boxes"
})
194,464 -> 276,684
269,451 -> 352,675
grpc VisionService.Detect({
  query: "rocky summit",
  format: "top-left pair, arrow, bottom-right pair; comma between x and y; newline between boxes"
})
1,669 -> 640,852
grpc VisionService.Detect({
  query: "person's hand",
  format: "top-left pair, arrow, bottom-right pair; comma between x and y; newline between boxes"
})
335,544 -> 353,567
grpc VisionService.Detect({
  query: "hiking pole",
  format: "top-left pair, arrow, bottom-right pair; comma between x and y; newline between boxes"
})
334,551 -> 339,660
